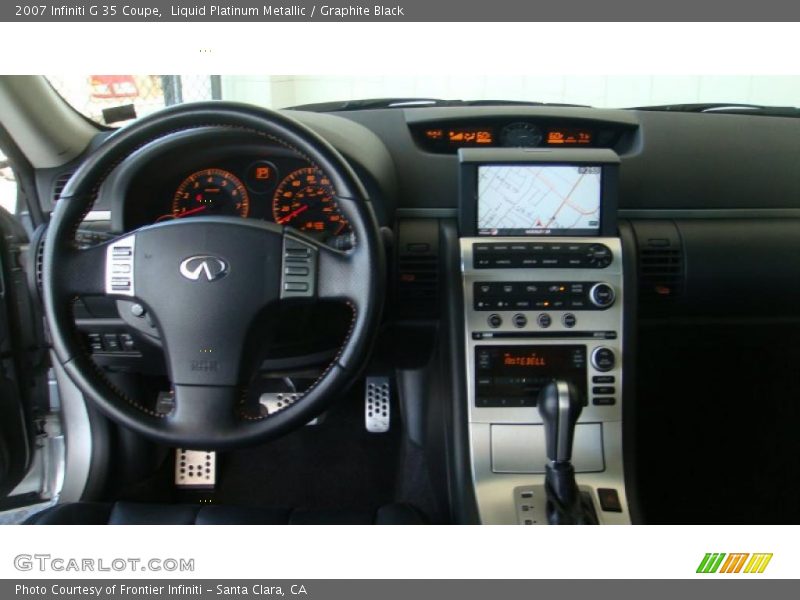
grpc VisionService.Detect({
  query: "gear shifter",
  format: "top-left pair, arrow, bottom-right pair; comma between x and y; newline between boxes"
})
537,380 -> 598,525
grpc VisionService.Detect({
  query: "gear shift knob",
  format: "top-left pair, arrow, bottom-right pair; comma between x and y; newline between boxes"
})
537,380 -> 584,463
536,380 -> 596,524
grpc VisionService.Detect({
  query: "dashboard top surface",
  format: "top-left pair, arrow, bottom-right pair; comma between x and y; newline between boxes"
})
39,105 -> 800,220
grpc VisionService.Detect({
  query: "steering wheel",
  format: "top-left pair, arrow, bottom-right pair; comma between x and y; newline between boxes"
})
42,102 -> 385,449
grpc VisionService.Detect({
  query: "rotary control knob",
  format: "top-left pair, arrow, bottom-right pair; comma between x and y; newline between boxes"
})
589,283 -> 616,308
587,244 -> 613,268
591,347 -> 616,372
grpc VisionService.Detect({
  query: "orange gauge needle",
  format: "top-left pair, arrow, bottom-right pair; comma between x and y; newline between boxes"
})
175,205 -> 208,218
277,204 -> 309,225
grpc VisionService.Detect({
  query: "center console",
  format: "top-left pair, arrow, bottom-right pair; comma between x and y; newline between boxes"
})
458,148 -> 630,524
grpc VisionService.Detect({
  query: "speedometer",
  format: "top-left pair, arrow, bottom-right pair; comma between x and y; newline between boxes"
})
272,167 -> 351,240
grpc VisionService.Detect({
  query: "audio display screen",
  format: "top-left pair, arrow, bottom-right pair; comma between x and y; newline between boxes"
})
477,165 -> 602,236
474,345 -> 587,408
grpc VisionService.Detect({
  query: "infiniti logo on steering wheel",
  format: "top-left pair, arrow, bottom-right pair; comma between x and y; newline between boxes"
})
179,255 -> 229,282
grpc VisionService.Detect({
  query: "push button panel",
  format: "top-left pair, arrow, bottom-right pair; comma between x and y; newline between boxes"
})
474,281 -> 616,312
85,331 -> 140,354
473,242 -> 613,270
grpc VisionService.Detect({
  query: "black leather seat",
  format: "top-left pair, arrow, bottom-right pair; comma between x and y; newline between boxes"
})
25,501 -> 425,525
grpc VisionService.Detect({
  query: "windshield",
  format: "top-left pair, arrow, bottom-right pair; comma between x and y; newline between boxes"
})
47,75 -> 800,126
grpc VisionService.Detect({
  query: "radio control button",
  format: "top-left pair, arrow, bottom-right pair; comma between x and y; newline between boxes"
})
592,386 -> 616,395
562,313 -> 577,328
593,397 -> 616,406
537,313 -> 552,328
589,283 -> 616,308
488,314 -> 503,328
512,313 -> 527,328
588,245 -> 614,268
591,347 -> 616,372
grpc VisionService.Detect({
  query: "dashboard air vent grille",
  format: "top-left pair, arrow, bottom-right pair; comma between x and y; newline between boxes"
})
395,219 -> 440,319
52,172 -> 73,204
397,254 -> 439,318
639,246 -> 684,300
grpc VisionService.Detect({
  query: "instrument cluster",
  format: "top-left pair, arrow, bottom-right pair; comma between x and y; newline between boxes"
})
125,153 -> 353,248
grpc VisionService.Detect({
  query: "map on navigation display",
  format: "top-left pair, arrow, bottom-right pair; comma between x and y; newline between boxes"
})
477,165 -> 602,236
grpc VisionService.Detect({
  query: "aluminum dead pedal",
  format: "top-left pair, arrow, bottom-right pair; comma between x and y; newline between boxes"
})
365,376 -> 391,433
175,449 -> 216,489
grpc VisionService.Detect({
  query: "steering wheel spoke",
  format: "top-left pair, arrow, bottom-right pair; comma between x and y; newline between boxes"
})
57,243 -> 110,297
169,385 -> 240,439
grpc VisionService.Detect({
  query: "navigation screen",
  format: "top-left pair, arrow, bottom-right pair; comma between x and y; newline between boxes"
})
477,165 -> 602,236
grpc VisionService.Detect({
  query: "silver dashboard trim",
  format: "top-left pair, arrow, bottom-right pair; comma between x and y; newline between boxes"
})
52,356 -> 92,503
461,236 -> 630,524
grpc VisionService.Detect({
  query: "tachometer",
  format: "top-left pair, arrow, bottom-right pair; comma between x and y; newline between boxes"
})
272,167 -> 351,240
169,168 -> 250,220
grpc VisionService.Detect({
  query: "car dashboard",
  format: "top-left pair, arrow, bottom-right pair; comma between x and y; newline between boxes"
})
31,102 -> 800,525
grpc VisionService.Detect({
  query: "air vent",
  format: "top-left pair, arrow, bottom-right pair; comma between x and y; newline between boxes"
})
639,246 -> 684,299
35,234 -> 44,291
395,219 -> 440,319
25,224 -> 48,304
397,254 -> 439,318
632,220 -> 685,302
52,172 -> 73,204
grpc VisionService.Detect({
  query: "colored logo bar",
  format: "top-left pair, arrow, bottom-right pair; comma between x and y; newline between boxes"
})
697,553 -> 773,574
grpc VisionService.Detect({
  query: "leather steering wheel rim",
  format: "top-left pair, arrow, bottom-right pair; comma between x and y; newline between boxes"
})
42,102 -> 385,449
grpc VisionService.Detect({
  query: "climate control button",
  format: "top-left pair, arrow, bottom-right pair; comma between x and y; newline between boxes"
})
488,314 -> 503,328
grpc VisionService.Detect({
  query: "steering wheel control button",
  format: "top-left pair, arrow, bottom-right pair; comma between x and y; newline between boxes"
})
365,376 -> 391,433
284,282 -> 309,292
488,314 -> 503,328
87,333 -> 103,353
102,334 -> 121,352
105,235 -> 136,296
591,347 -> 616,372
589,283 -> 616,308
537,313 -> 552,328
512,313 -> 527,328
119,333 -> 137,352
280,237 -> 317,299
562,313 -> 577,328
